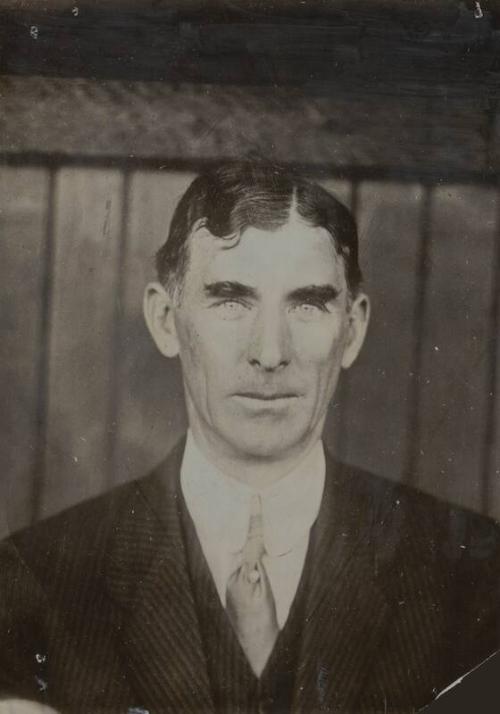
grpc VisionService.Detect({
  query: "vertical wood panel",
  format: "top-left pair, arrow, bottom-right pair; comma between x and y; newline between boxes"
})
112,170 -> 194,486
330,182 -> 423,481
486,208 -> 500,519
415,185 -> 497,512
491,344 -> 500,518
0,167 -> 49,536
40,168 -> 124,520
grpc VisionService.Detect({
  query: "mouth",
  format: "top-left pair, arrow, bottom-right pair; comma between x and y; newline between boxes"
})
234,392 -> 299,401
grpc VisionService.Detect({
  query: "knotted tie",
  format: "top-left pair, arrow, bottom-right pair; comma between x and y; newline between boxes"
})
226,494 -> 279,677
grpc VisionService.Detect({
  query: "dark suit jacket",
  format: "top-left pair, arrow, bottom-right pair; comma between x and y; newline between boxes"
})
1,440 -> 500,714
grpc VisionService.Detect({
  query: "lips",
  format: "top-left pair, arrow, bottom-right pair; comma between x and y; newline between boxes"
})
234,391 -> 298,400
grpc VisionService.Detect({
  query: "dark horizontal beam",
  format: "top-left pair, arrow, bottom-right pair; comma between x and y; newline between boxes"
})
1,1 -> 500,95
1,150 -> 498,186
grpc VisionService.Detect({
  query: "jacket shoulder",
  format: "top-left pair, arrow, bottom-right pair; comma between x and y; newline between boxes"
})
0,442 -> 184,587
327,456 -> 500,562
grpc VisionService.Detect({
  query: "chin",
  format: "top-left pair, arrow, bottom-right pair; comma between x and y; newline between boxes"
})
223,422 -> 309,462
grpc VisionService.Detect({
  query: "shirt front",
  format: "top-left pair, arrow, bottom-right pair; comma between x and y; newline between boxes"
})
180,432 -> 326,629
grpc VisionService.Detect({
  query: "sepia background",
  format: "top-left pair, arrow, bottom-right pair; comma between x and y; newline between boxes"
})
0,0 -> 499,537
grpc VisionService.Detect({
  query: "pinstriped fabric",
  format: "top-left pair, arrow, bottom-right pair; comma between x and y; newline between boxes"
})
2,444 -> 500,713
292,458 -> 393,713
1,481 -> 139,713
46,513 -> 131,713
105,440 -> 215,713
293,457 -> 500,713
355,502 -> 500,713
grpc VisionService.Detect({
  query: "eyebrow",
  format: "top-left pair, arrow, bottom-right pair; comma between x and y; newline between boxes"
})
288,284 -> 341,303
204,281 -> 258,300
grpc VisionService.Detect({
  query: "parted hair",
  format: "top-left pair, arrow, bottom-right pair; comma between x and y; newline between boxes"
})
156,160 -> 363,295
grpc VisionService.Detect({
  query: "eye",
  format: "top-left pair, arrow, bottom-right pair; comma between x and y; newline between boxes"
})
213,299 -> 249,319
290,301 -> 330,319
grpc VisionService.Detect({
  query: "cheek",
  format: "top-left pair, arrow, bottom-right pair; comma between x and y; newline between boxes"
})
176,319 -> 203,371
198,310 -> 250,364
291,318 -> 347,364
291,322 -> 348,407
177,315 -> 242,383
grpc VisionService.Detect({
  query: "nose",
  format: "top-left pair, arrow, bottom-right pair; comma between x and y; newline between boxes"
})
247,307 -> 291,371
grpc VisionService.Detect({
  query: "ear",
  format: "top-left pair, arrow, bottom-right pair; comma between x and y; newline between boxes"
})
341,292 -> 370,369
143,281 -> 180,358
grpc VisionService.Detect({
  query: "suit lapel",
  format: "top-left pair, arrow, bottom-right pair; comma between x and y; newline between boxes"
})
105,442 -> 214,714
292,456 -> 394,713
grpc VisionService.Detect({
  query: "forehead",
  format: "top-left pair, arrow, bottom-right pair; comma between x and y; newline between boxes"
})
186,216 -> 347,290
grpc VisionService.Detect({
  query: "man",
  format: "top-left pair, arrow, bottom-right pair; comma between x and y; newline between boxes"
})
1,161 -> 500,714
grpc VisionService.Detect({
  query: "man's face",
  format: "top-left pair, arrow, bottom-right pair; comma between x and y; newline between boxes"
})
148,213 -> 369,465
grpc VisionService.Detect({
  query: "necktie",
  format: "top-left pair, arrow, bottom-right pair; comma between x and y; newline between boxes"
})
226,494 -> 279,677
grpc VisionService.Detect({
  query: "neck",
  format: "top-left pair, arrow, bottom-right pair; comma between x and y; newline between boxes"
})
187,425 -> 322,490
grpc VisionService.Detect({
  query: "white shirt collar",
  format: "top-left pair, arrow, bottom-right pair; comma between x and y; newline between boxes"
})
180,431 -> 325,558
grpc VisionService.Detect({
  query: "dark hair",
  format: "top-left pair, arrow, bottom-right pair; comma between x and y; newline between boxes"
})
156,160 -> 363,296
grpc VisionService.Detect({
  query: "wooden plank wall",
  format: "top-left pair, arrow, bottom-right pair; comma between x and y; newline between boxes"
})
414,187 -> 498,513
1,165 -> 499,537
0,167 -> 50,535
332,182 -> 424,482
111,171 -> 193,486
40,168 -> 125,520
